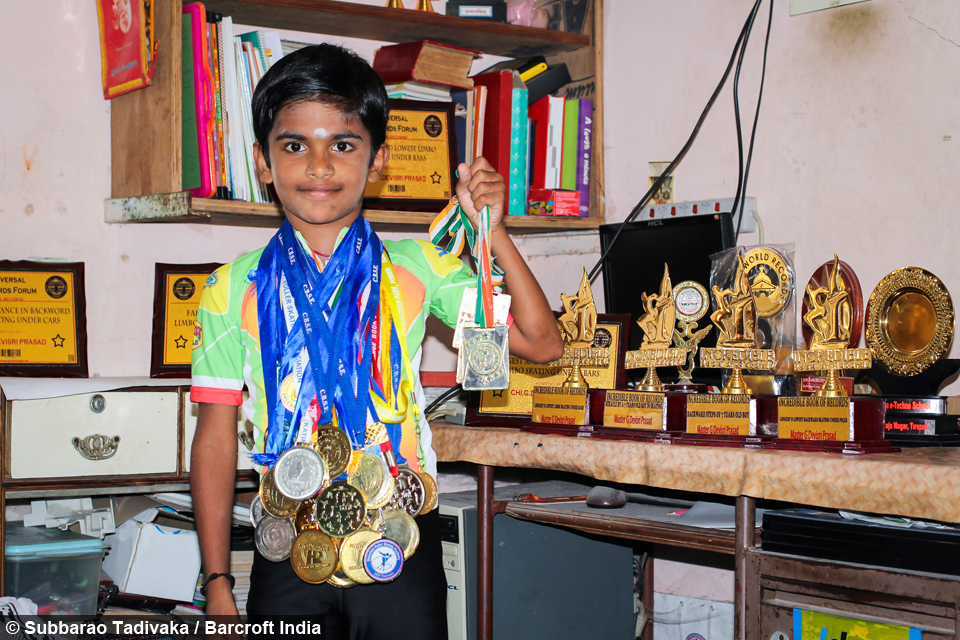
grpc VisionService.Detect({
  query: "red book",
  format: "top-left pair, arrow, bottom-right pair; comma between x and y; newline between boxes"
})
373,41 -> 479,89
472,71 -> 514,210
527,96 -> 550,190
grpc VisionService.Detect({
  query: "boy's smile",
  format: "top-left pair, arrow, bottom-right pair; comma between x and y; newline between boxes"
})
254,100 -> 389,253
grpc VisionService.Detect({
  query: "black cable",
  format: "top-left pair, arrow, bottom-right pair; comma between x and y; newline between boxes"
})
730,0 -> 762,230
736,0 -> 775,241
588,0 -> 762,282
424,384 -> 462,416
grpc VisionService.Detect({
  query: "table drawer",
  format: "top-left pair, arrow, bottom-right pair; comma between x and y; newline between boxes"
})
7,390 -> 179,479
182,399 -> 256,472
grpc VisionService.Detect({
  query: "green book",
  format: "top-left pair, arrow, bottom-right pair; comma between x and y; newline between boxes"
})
560,98 -> 579,191
181,15 -> 201,191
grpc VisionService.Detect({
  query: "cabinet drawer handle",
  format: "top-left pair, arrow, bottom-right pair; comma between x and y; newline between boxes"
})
73,434 -> 121,460
238,431 -> 255,451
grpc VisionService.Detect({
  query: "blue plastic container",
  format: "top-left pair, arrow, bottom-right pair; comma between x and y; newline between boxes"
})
5,523 -> 107,616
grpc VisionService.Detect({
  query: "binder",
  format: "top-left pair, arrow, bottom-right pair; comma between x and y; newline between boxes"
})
182,3 -> 216,198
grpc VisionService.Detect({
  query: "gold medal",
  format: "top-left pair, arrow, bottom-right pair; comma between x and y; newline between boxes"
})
279,374 -> 297,412
259,468 -> 301,519
294,500 -> 320,533
368,473 -> 395,510
314,424 -> 352,478
382,508 -> 420,559
340,528 -> 381,585
315,481 -> 367,538
347,450 -> 389,505
328,567 -> 357,589
418,470 -> 438,515
290,529 -> 339,584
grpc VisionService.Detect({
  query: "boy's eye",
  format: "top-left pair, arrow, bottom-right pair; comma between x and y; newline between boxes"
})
333,141 -> 354,153
283,141 -> 305,153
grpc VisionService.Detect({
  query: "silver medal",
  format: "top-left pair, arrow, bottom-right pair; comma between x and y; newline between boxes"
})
274,445 -> 326,501
461,324 -> 510,390
255,515 -> 297,562
249,494 -> 266,528
387,465 -> 426,518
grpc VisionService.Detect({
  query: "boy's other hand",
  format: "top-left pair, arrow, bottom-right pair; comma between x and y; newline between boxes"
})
456,158 -> 506,234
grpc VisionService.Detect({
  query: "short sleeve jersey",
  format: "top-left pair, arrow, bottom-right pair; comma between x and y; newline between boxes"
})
190,234 -> 474,477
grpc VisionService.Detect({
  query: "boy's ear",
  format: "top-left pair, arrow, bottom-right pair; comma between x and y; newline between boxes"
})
366,144 -> 390,183
253,142 -> 274,185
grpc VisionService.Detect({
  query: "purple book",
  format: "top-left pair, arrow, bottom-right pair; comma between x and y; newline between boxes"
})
575,98 -> 594,217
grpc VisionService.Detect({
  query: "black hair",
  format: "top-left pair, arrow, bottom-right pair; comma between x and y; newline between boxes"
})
251,43 -> 389,166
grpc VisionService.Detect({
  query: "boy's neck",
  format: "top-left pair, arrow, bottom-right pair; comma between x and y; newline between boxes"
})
287,209 -> 362,256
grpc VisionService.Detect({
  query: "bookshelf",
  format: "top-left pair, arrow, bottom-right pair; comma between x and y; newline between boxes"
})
106,0 -> 605,230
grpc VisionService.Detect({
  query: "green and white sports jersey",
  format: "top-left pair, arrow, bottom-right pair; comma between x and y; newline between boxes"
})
190,229 -> 476,477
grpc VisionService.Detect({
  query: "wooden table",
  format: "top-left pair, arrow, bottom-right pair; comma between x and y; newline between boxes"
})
432,424 -> 960,640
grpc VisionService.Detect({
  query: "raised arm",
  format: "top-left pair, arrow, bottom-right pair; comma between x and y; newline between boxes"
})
455,158 -> 564,364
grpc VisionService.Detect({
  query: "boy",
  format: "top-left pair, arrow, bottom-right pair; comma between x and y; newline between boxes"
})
190,44 -> 563,639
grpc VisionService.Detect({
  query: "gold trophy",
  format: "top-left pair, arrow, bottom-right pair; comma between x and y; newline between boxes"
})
670,280 -> 712,390
531,269 -> 608,427
624,265 -> 687,391
792,255 -> 872,394
698,253 -> 775,394
555,268 -> 609,388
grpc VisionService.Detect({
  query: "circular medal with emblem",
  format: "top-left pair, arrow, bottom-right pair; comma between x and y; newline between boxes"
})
672,280 -> 709,323
465,334 -> 503,377
363,538 -> 404,582
742,248 -> 793,318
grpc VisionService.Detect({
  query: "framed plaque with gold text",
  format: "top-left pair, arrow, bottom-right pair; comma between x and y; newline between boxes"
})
363,99 -> 458,213
150,263 -> 221,378
0,261 -> 88,377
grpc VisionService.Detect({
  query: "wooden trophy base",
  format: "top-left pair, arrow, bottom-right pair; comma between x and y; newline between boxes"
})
760,396 -> 899,454
669,392 -> 774,449
589,389 -> 681,444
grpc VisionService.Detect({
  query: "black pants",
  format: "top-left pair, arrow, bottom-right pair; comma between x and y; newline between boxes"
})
247,509 -> 449,640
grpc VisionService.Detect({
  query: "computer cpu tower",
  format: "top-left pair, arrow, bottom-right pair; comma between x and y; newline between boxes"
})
439,483 -> 636,640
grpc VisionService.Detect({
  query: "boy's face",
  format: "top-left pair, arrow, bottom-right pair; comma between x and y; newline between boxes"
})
255,101 -> 388,237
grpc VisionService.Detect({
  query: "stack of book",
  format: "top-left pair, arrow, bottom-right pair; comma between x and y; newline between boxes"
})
230,549 -> 254,614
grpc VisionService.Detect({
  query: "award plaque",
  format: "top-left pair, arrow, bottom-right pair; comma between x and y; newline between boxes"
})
363,99 -> 457,213
150,263 -> 220,378
763,256 -> 892,454
598,265 -> 685,442
0,261 -> 87,377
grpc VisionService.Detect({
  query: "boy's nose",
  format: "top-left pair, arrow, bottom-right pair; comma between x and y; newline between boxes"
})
306,149 -> 334,178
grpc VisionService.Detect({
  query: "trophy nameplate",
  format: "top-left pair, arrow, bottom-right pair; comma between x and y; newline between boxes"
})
685,393 -> 756,436
0,260 -> 88,378
531,385 -> 589,426
602,390 -> 667,431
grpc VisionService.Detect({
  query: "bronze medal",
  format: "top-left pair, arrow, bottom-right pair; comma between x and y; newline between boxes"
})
328,567 -> 357,589
340,528 -> 381,585
259,468 -> 301,519
347,450 -> 389,505
314,424 -> 352,478
315,481 -> 367,538
382,508 -> 420,559
290,529 -> 339,584
418,470 -> 438,514
294,500 -> 320,533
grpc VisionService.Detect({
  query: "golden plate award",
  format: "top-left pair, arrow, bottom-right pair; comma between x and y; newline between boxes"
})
767,256 -> 893,453
531,269 -> 610,429
601,265 -> 686,437
687,254 -> 774,438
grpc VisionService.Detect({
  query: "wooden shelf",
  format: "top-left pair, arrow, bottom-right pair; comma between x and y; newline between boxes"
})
204,0 -> 590,57
105,193 -> 604,230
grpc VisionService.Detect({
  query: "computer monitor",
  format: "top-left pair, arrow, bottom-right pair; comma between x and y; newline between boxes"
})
598,212 -> 736,360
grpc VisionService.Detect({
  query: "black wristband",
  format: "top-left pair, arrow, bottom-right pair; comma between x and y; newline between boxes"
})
201,572 -> 235,596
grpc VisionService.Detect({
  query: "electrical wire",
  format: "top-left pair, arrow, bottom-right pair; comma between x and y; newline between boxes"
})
424,384 -> 463,417
730,0 -> 763,230
735,0 -> 775,241
588,0 -> 764,282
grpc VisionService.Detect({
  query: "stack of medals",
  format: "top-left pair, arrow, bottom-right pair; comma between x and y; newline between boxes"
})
253,411 -> 439,586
